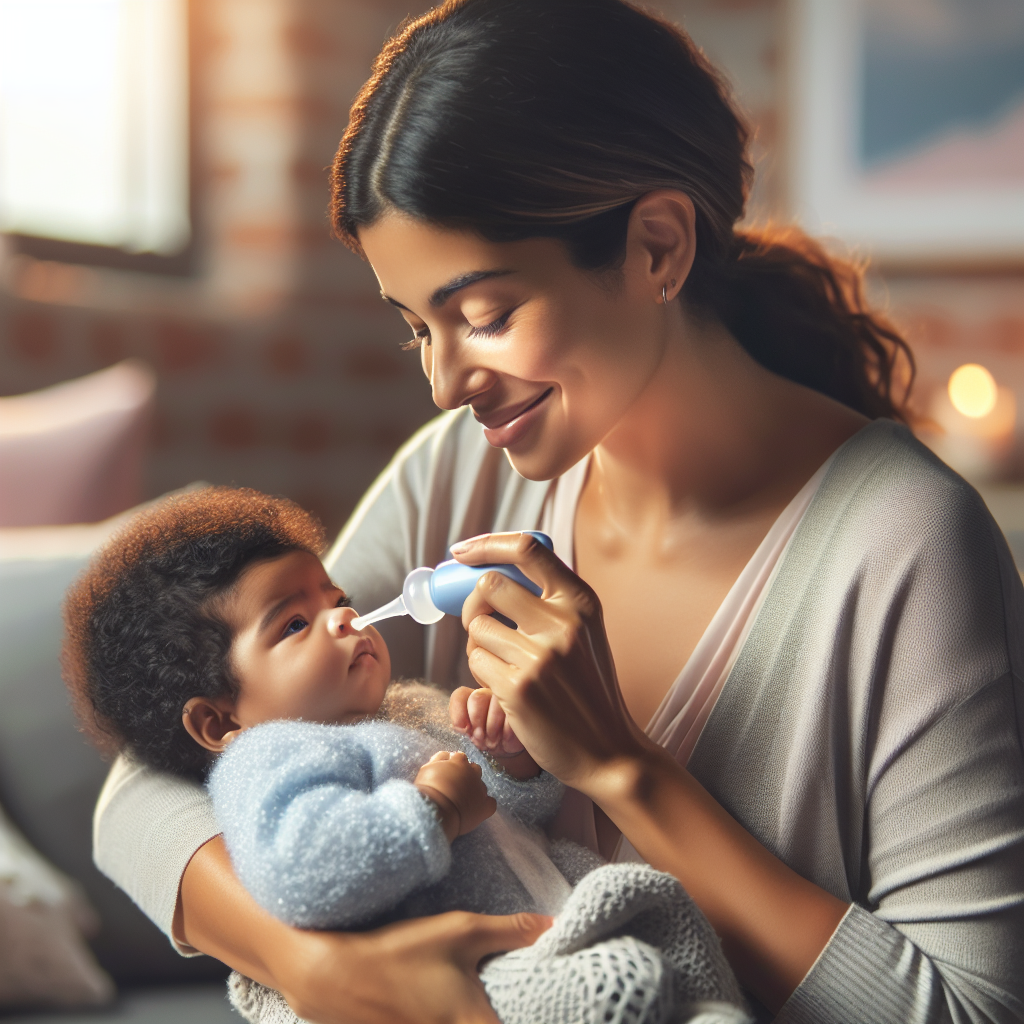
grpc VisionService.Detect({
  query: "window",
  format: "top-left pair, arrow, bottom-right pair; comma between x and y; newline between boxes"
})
0,0 -> 191,273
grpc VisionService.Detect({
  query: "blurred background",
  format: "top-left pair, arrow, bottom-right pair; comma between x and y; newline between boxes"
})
0,0 -> 1021,535
0,0 -> 1021,1018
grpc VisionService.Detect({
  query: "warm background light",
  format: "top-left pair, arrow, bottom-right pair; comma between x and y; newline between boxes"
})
0,0 -> 189,255
948,363 -> 998,419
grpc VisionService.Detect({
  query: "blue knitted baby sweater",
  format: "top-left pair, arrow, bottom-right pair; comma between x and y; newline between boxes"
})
207,716 -> 566,930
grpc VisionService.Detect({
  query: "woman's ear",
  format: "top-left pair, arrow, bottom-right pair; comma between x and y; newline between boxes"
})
182,697 -> 243,753
626,189 -> 697,304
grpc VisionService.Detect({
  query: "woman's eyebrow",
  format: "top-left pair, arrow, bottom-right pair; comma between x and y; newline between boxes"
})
380,268 -> 514,312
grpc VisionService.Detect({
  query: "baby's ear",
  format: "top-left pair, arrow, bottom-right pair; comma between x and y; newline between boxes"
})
182,697 -> 242,753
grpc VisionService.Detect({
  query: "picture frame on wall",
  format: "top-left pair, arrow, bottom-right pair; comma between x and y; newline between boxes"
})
787,0 -> 1024,268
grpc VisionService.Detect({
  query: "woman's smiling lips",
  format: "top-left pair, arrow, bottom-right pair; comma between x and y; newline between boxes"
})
476,388 -> 554,448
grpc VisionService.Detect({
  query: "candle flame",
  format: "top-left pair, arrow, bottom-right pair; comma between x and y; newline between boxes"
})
948,364 -> 998,419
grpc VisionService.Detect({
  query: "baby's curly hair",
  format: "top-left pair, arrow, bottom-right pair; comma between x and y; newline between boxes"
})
62,487 -> 327,782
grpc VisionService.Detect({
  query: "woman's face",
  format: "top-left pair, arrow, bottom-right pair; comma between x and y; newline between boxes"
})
358,213 -> 670,481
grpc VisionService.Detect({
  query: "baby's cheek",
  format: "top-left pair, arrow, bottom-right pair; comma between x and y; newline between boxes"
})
375,640 -> 392,687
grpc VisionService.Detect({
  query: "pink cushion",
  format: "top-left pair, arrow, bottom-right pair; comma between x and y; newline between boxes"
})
0,361 -> 156,527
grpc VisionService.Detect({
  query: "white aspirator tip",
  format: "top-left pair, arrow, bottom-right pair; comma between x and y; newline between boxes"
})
350,566 -> 444,631
350,595 -> 407,631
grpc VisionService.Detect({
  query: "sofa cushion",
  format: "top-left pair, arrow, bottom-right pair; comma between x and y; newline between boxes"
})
0,492 -> 226,987
0,983 -> 240,1024
0,804 -> 114,1010
0,359 -> 155,527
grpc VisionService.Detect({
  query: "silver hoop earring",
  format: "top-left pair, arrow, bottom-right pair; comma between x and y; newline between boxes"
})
661,284 -> 668,305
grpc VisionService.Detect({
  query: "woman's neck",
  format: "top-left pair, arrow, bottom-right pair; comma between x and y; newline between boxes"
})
585,302 -> 867,539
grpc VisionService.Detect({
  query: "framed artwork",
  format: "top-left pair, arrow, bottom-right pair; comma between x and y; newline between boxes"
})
788,0 -> 1024,266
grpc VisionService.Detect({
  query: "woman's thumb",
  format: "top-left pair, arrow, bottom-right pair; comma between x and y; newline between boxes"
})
462,912 -> 552,967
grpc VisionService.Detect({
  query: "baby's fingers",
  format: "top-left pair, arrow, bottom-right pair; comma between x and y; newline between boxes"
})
485,696 -> 507,749
501,718 -> 525,755
449,687 -> 474,733
466,687 -> 494,742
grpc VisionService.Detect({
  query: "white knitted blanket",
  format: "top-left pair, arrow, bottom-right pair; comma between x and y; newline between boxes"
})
228,862 -> 751,1024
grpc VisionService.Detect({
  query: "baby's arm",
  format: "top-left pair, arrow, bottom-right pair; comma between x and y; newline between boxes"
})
450,686 -> 539,780
207,720 -> 492,930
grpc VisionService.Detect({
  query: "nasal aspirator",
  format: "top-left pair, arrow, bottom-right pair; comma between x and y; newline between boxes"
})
350,531 -> 554,631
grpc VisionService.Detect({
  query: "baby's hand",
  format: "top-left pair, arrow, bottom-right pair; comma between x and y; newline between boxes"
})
449,687 -> 540,780
415,751 -> 496,842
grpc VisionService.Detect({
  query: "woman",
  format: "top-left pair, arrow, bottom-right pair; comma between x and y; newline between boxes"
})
93,1 -> 1024,1021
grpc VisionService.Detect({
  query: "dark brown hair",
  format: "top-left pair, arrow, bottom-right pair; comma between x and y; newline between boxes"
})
62,487 -> 326,781
330,0 -> 913,420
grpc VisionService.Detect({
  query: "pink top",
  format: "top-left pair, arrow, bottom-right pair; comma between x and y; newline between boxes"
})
539,453 -> 834,860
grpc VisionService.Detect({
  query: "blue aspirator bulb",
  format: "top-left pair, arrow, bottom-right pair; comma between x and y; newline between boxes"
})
349,531 -> 554,631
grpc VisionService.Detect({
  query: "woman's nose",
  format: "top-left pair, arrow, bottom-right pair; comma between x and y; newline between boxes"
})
326,606 -> 360,637
427,333 -> 497,411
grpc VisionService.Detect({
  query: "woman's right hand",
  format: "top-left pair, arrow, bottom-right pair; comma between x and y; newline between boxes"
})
179,836 -> 550,1024
450,532 -> 657,794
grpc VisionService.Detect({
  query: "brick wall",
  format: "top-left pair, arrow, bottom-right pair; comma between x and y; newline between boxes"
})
0,0 -> 439,535
2,0 -> 1021,536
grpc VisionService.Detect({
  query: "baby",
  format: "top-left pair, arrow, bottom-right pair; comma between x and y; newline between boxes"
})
63,487 -> 748,1024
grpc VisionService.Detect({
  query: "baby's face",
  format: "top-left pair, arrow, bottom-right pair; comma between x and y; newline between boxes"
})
221,550 -> 391,728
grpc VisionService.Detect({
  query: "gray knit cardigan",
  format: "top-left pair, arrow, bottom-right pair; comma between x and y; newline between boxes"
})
94,412 -> 1024,1023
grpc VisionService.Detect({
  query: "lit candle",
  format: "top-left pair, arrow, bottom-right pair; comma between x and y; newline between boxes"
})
925,363 -> 1016,482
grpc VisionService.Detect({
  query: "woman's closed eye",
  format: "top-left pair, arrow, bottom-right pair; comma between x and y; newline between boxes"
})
401,326 -> 431,352
399,309 -> 514,351
468,308 -> 513,339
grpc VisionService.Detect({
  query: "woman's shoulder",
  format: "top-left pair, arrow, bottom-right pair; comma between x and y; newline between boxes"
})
814,419 -> 1010,572
786,418 -> 1024,695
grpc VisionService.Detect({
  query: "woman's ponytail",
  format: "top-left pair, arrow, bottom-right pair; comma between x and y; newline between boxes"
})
689,227 -> 914,421
332,0 -> 915,422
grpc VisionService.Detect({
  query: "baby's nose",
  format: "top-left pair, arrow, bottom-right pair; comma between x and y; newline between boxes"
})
326,607 -> 358,637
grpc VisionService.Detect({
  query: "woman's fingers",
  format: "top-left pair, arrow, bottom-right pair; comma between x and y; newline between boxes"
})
328,911 -> 551,1024
451,533 -> 646,791
451,531 -> 580,600
465,609 -> 544,672
466,645 -> 517,697
461,569 -> 552,637
449,911 -> 553,969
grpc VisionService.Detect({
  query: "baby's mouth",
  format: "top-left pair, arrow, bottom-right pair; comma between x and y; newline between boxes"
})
349,637 -> 376,665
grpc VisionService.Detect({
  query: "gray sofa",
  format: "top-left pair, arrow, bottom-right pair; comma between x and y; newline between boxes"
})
0,536 -> 237,1022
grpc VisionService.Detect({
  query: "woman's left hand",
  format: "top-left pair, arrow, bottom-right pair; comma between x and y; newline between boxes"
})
451,531 -> 655,793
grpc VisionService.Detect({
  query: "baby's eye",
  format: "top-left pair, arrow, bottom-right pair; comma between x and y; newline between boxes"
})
336,594 -> 352,608
283,617 -> 308,637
